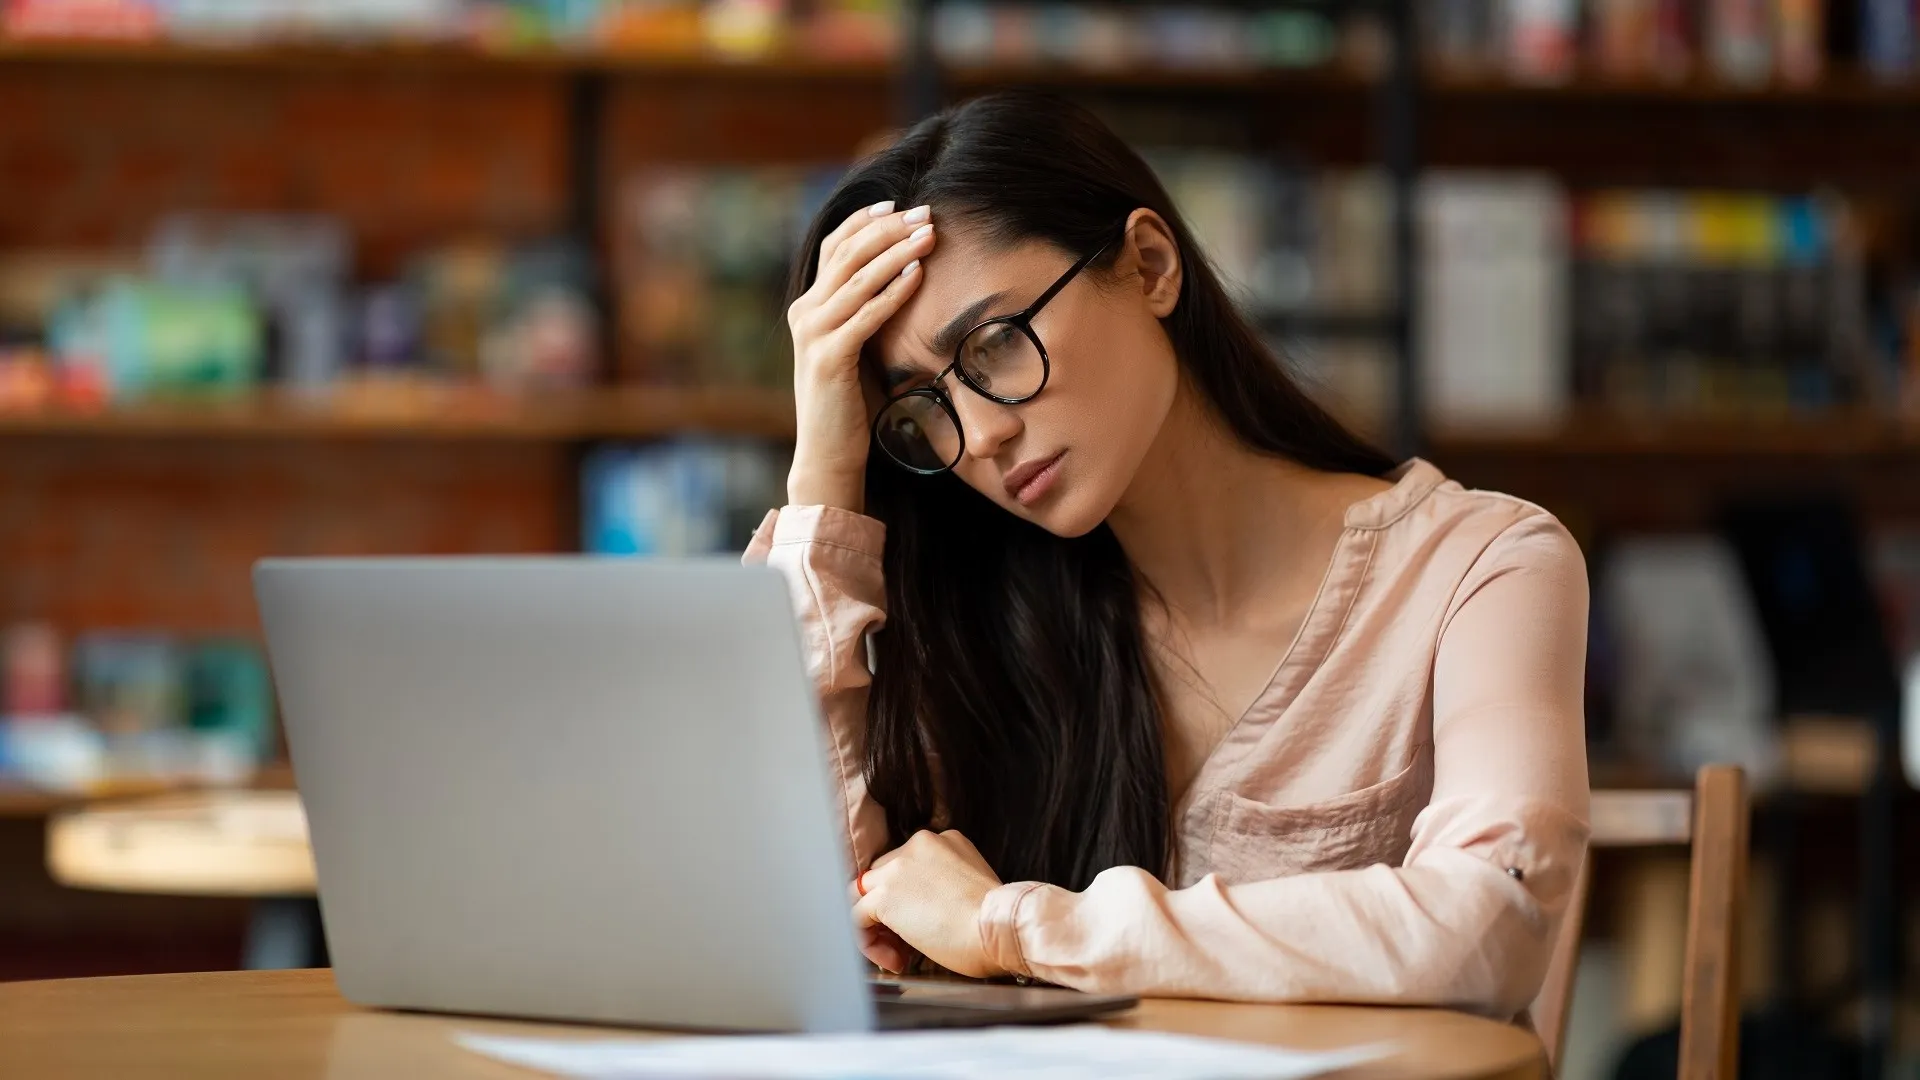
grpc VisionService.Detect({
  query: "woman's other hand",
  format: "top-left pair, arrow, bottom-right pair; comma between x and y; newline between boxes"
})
854,829 -> 1006,979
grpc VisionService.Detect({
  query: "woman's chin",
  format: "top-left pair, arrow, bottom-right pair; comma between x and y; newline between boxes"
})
1026,489 -> 1111,539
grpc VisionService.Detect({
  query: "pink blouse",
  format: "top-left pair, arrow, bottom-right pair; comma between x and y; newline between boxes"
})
742,459 -> 1590,1018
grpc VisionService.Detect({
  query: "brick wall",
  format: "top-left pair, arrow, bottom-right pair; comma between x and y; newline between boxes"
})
0,436 -> 576,637
604,75 -> 892,170
0,63 -> 894,273
0,62 -> 569,275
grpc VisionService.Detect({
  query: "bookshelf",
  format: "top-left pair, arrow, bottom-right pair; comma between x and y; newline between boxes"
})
2,20 -> 1914,459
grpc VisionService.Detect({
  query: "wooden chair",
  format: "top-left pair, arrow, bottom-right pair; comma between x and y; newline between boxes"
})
1530,764 -> 1749,1080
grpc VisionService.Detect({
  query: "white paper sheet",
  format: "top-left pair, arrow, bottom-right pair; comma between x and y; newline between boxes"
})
457,1026 -> 1391,1079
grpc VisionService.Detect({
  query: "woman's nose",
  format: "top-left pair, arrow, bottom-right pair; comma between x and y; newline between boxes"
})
951,390 -> 1023,463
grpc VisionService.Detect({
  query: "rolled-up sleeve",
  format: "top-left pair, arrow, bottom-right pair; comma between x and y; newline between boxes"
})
976,514 -> 1591,1018
744,505 -> 892,874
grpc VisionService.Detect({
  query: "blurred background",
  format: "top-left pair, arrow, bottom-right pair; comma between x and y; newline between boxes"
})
0,1 -> 1917,1077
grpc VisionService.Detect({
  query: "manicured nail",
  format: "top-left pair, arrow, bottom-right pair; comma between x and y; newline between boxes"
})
903,204 -> 931,225
900,259 -> 920,278
869,200 -> 895,216
909,224 -> 933,242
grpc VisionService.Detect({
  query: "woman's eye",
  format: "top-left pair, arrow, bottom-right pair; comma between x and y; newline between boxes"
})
964,326 -> 1016,371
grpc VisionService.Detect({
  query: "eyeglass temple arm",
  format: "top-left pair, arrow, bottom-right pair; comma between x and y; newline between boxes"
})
1022,228 -> 1122,320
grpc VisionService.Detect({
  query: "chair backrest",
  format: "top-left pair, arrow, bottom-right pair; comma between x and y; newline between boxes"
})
1530,765 -> 1748,1080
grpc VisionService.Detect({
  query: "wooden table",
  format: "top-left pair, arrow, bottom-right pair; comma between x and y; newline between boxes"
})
0,969 -> 1544,1079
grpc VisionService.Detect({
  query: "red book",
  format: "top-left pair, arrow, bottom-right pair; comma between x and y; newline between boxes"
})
2,0 -> 160,40
1652,0 -> 1696,78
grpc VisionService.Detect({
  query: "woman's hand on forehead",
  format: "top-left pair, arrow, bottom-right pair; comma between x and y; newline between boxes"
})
785,200 -> 939,511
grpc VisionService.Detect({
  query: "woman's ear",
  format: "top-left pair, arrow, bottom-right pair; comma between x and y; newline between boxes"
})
1122,209 -> 1182,319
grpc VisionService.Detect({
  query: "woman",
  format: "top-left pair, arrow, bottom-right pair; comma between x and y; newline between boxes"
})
743,92 -> 1589,1019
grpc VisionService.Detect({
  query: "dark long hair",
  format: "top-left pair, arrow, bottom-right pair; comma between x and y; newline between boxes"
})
788,92 -> 1396,892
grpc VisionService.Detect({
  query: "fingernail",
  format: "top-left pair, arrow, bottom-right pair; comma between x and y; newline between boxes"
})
900,258 -> 920,277
869,200 -> 895,216
909,224 -> 933,242
903,204 -> 931,225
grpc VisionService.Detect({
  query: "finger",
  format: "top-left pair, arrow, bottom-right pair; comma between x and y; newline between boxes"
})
851,893 -> 905,972
860,922 -> 903,950
863,939 -> 909,974
816,200 -> 896,283
815,226 -> 936,330
938,829 -> 987,862
852,886 -> 885,930
795,258 -> 919,385
816,206 -> 929,298
859,924 -> 911,974
834,260 -> 925,344
870,829 -> 938,872
793,202 -> 895,322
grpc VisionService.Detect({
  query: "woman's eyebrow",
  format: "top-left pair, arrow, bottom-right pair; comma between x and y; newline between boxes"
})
880,290 -> 1013,392
926,292 -> 1009,358
881,362 -> 935,392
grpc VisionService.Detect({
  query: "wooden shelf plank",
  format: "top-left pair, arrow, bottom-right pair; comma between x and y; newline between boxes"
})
0,763 -> 296,820
0,387 -> 798,441
4,395 -> 1918,455
944,61 -> 1366,94
1429,67 -> 1920,106
1428,411 -> 1920,457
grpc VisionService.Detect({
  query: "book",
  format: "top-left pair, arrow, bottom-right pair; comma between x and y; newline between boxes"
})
1707,0 -> 1774,83
1418,172 -> 1572,429
1508,0 -> 1581,82
1775,0 -> 1827,83
1861,0 -> 1918,77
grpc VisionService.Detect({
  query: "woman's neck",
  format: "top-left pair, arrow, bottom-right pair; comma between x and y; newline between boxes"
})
1104,378 -> 1386,628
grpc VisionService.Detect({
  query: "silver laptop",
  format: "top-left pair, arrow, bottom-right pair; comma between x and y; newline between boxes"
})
253,557 -> 1135,1032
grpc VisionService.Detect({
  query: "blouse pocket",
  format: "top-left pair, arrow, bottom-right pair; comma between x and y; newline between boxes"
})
1210,742 -> 1433,883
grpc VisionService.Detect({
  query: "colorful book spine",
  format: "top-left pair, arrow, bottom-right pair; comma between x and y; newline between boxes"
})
1593,0 -> 1660,78
1652,0 -> 1696,78
1508,0 -> 1581,82
1861,0 -> 1918,78
1564,189 -> 1906,418
1708,0 -> 1774,82
1775,0 -> 1827,83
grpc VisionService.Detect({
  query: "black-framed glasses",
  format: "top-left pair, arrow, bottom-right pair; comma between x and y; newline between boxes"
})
871,228 -> 1120,475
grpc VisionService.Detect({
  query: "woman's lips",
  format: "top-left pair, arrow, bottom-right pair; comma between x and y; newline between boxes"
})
1006,451 -> 1066,506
